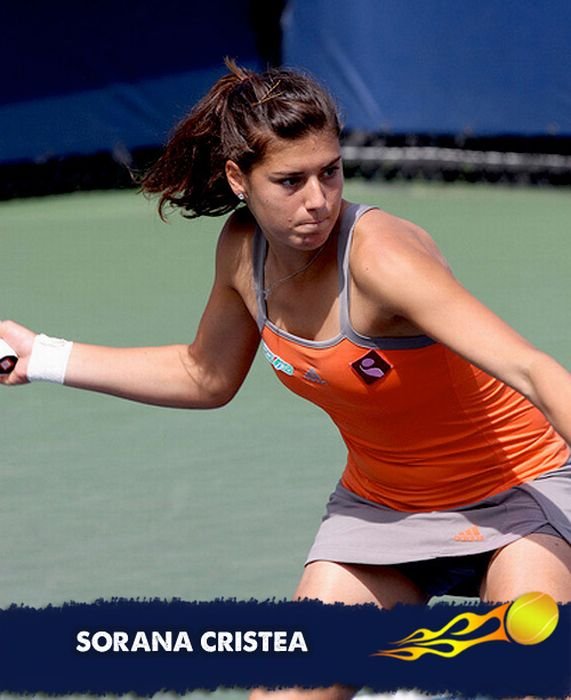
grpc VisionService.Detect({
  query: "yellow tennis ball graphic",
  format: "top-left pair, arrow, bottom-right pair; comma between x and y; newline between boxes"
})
505,592 -> 559,645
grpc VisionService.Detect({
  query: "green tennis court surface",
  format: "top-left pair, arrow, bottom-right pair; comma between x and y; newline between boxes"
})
1,182 -> 569,698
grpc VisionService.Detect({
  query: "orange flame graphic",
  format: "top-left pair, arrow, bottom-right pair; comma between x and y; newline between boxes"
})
375,592 -> 559,661
375,603 -> 511,660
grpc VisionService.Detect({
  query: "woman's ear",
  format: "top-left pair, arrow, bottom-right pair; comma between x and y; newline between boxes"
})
225,160 -> 246,199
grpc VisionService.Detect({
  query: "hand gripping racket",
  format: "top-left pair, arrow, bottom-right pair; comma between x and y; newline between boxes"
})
0,339 -> 18,375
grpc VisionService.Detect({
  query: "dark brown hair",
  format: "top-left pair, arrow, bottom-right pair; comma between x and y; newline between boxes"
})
140,58 -> 341,219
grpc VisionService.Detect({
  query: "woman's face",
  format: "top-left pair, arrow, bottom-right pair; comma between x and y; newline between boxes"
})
229,129 -> 344,253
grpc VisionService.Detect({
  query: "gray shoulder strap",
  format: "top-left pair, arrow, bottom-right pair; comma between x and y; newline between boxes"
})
252,227 -> 268,332
338,203 -> 377,336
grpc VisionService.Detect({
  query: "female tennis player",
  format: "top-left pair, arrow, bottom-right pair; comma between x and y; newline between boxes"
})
1,60 -> 570,699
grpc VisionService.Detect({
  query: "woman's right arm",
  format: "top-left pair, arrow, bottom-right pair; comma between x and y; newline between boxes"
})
0,226 -> 261,409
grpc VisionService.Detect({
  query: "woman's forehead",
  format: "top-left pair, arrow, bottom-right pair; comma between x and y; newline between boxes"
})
260,130 -> 341,171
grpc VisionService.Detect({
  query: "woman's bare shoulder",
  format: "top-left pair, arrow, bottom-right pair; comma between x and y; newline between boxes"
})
352,207 -> 451,271
347,207 -> 455,317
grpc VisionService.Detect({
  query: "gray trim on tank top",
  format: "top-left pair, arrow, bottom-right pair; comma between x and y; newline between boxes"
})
253,202 -> 436,350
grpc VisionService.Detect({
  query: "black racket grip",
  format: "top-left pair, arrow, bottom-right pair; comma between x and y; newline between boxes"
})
0,339 -> 18,375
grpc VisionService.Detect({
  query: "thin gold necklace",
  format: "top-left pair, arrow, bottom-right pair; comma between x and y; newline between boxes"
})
263,244 -> 327,300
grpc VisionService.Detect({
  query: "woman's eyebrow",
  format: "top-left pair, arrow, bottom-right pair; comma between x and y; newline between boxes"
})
271,155 -> 342,177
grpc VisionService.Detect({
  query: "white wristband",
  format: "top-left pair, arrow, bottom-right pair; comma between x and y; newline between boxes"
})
27,333 -> 74,384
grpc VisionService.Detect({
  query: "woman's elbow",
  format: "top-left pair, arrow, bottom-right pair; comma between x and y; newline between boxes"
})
512,349 -> 566,407
179,378 -> 240,410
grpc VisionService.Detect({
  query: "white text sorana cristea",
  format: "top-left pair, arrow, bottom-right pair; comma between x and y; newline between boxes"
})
76,629 -> 309,653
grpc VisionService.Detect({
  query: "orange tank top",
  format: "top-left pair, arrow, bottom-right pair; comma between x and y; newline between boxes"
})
253,204 -> 570,512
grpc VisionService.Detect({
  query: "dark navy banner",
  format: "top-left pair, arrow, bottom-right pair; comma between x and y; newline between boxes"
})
0,595 -> 568,696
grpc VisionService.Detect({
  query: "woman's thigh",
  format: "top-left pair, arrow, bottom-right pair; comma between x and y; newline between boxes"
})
481,533 -> 571,603
248,561 -> 427,700
294,560 -> 429,608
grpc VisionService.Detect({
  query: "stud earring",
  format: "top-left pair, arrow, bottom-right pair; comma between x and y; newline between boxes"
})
237,192 -> 245,201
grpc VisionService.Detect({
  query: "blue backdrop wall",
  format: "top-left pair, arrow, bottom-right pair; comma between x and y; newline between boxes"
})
0,0 -> 262,164
2,0 -> 570,166
283,0 -> 571,136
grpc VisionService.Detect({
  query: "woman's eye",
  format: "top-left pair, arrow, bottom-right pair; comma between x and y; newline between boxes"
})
279,177 -> 300,188
323,166 -> 340,178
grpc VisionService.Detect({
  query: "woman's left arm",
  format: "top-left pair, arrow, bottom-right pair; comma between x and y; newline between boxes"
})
352,215 -> 571,444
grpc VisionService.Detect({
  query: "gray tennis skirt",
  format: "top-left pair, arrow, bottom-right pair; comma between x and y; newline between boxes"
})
306,462 -> 571,567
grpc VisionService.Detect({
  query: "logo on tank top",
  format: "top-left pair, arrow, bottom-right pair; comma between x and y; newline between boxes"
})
262,341 -> 294,376
303,368 -> 327,384
351,350 -> 392,385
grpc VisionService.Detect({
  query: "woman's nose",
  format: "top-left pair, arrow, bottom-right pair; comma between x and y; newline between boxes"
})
304,178 -> 326,210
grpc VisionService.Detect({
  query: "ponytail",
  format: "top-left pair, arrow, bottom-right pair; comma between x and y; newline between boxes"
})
140,58 -> 341,220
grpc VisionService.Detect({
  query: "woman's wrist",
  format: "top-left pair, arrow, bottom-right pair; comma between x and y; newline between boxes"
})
27,333 -> 74,384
